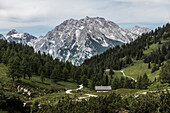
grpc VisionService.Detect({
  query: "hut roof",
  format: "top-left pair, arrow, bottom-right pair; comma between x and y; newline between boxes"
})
95,86 -> 112,91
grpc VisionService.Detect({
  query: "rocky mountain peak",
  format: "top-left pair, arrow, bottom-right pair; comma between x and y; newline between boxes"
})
128,26 -> 151,35
28,17 -> 141,65
1,17 -> 151,65
6,29 -> 18,35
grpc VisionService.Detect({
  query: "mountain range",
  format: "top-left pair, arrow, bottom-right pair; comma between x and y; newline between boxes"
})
0,17 -> 151,65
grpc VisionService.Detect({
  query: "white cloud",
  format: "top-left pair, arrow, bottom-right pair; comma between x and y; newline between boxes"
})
114,0 -> 170,5
0,0 -> 169,35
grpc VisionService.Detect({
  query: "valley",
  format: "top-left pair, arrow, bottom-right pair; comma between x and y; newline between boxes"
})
0,21 -> 169,113
0,0 -> 170,111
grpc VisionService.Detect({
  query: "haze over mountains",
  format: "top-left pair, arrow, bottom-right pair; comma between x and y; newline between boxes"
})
0,17 -> 151,65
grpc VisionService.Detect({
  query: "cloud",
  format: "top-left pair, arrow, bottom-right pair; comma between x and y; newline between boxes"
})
0,0 -> 169,36
113,0 -> 170,5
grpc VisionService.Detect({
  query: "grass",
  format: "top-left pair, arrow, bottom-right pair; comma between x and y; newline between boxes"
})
112,71 -> 124,78
143,39 -> 168,55
0,63 -> 79,104
0,63 -> 78,90
122,39 -> 169,81
123,60 -> 160,81
113,88 -> 143,96
26,91 -> 67,104
19,76 -> 78,91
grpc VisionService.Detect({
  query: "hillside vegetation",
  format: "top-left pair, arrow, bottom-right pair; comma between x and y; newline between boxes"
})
84,23 -> 170,84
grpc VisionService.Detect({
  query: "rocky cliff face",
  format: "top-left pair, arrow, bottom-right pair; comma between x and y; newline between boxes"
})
4,29 -> 37,45
28,17 -> 140,65
127,25 -> 151,35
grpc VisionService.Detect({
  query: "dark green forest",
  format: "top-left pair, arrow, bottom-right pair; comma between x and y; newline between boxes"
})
0,38 -> 152,90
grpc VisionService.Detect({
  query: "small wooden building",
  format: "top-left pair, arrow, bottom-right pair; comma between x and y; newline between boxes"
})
95,86 -> 112,92
105,69 -> 110,72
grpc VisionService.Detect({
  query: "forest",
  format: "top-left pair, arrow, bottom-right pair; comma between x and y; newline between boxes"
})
0,38 -> 156,90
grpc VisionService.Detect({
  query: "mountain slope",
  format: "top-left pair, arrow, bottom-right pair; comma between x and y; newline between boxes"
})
83,23 -> 170,79
127,25 -> 151,35
28,17 -> 146,65
4,29 -> 37,45
0,34 -> 5,40
1,17 -> 150,65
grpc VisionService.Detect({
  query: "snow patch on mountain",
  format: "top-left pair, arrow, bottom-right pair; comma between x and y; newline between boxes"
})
127,25 -> 151,35
0,17 -> 151,66
3,29 -> 37,45
28,17 -> 141,65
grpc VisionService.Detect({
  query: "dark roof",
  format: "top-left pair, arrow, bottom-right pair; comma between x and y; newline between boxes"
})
95,86 -> 112,91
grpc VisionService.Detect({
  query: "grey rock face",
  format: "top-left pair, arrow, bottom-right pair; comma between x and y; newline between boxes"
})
28,17 -> 140,65
1,17 -> 151,66
127,25 -> 151,35
4,30 -> 37,45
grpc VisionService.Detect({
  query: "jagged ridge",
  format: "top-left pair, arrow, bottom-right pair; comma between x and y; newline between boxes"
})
1,17 -> 151,65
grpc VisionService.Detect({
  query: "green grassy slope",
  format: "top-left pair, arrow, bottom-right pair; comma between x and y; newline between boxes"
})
0,63 -> 81,105
112,71 -> 124,78
122,39 -> 169,81
143,39 -> 168,55
123,60 -> 160,81
0,63 -> 78,90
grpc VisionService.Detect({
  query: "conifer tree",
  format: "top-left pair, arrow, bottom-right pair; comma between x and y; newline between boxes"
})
62,67 -> 69,80
40,71 -> 45,83
8,56 -> 22,81
160,62 -> 170,84
141,73 -> 150,89
20,57 -> 31,79
148,62 -> 151,69
80,75 -> 88,87
51,67 -> 58,83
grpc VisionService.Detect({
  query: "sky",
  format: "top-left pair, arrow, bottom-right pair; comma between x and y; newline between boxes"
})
0,0 -> 170,36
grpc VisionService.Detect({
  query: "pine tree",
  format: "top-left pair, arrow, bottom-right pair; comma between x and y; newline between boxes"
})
161,44 -> 167,55
120,77 -> 125,88
111,77 -> 120,89
40,71 -> 45,83
124,78 -> 132,88
80,75 -> 88,87
136,76 -> 142,89
151,63 -> 157,73
148,62 -> 151,69
44,62 -> 53,78
8,56 -> 22,81
20,57 -> 31,79
160,62 -> 170,84
51,67 -> 58,83
62,67 -> 69,80
141,73 -> 150,89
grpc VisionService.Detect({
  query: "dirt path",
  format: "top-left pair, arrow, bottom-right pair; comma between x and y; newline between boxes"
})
134,89 -> 170,98
120,70 -> 137,82
66,84 -> 83,94
66,84 -> 98,99
85,94 -> 97,97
